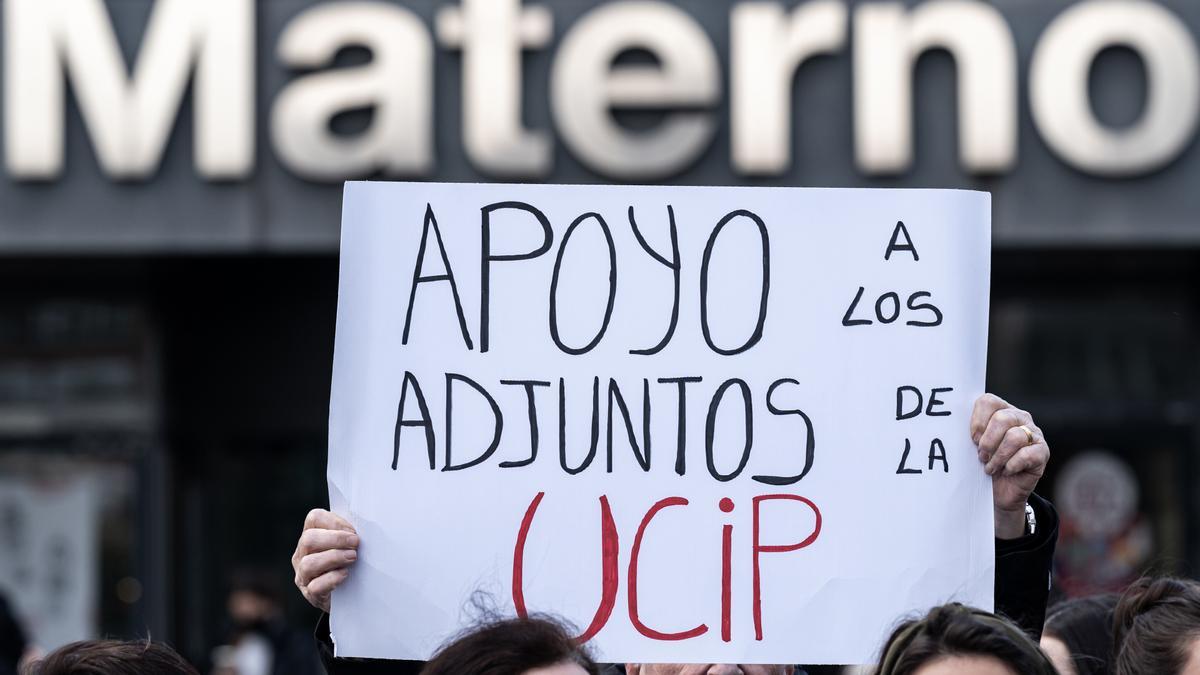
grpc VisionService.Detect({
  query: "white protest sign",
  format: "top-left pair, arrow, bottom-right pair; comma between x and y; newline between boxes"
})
328,182 -> 994,665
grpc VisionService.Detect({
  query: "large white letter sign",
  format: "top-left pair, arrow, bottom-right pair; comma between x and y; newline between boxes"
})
730,1 -> 848,176
551,2 -> 720,180
853,1 -> 1017,175
1029,0 -> 1200,177
328,183 -> 994,664
272,2 -> 433,181
437,0 -> 554,178
4,0 -> 253,180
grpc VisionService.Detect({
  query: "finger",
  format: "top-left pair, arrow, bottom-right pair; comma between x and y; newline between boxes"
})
305,568 -> 350,599
304,508 -> 356,533
976,407 -> 1032,456
985,425 -> 1032,475
297,548 -> 358,586
969,394 -> 1009,444
1002,442 -> 1049,477
979,415 -> 1040,467
297,528 -> 360,557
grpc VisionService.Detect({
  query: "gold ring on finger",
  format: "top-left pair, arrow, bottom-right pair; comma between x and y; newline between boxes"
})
1018,424 -> 1035,445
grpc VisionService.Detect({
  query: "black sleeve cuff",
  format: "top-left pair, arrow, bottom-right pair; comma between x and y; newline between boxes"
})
994,493 -> 1059,639
314,612 -> 337,671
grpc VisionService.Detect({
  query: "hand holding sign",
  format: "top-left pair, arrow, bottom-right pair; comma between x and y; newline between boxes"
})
970,395 -> 1051,539
327,183 -> 994,664
292,509 -> 359,613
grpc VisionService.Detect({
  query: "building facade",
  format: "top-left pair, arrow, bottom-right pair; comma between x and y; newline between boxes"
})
0,0 -> 1197,664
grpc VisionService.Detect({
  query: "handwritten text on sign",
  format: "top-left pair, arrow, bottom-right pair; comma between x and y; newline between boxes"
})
327,183 -> 994,664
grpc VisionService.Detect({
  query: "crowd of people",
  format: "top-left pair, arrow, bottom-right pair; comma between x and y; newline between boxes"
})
11,395 -> 1200,674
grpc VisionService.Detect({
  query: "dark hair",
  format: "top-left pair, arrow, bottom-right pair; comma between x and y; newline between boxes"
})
1113,577 -> 1200,675
32,639 -> 198,675
420,616 -> 600,675
1043,594 -> 1119,675
873,603 -> 1057,675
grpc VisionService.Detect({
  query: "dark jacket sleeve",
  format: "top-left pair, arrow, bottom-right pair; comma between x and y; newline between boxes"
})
0,593 -> 27,675
315,613 -> 424,675
994,493 -> 1059,639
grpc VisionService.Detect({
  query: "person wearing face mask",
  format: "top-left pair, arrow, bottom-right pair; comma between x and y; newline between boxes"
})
294,394 -> 1058,674
211,570 -> 322,675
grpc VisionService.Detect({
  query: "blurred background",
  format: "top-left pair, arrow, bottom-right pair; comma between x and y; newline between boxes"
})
1,0 -> 1199,671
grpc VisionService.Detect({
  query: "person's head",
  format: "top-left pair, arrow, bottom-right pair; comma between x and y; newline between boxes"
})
419,615 -> 599,675
873,603 -> 1057,675
626,666 -> 792,675
31,639 -> 198,675
1112,576 -> 1200,675
1041,594 -> 1118,675
227,568 -> 284,627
